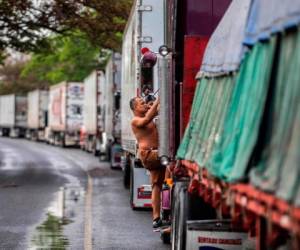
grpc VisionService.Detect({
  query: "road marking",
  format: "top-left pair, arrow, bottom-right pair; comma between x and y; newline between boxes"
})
84,174 -> 93,250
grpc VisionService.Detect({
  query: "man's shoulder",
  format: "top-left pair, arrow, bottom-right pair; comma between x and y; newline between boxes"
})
131,116 -> 140,126
131,116 -> 138,123
131,116 -> 147,128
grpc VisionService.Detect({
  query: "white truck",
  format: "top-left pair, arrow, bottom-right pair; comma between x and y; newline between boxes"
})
100,52 -> 123,168
27,89 -> 49,141
121,0 -> 164,208
47,81 -> 84,146
81,70 -> 105,155
0,94 -> 27,137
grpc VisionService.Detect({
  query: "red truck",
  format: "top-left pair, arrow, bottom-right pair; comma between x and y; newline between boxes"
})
155,0 -> 232,247
159,0 -> 300,249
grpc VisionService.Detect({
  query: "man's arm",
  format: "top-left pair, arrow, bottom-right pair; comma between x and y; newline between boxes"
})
132,99 -> 159,127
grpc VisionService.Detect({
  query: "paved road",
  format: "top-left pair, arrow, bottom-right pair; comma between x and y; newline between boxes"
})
0,138 -> 170,250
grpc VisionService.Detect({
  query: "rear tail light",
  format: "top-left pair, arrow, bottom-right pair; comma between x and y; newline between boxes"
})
137,187 -> 152,199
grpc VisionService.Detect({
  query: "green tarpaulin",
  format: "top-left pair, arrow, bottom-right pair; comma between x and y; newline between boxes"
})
250,29 -> 300,206
209,37 -> 277,181
177,76 -> 235,167
177,37 -> 277,183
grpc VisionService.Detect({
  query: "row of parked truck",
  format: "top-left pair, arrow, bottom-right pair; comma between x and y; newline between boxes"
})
1,0 -> 300,249
0,53 -> 122,167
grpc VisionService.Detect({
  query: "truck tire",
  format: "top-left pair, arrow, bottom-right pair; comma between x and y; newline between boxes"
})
129,160 -> 136,210
99,146 -> 110,162
28,131 -> 33,140
161,230 -> 171,244
93,143 -> 100,156
171,181 -> 217,250
110,146 -> 115,169
171,181 -> 188,250
61,134 -> 66,148
49,134 -> 54,145
9,129 -> 14,138
94,138 -> 101,156
123,158 -> 130,189
54,133 -> 59,146
106,145 -> 111,161
93,149 -> 100,156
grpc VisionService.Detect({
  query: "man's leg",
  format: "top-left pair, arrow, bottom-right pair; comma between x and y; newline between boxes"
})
152,183 -> 161,220
150,168 -> 165,221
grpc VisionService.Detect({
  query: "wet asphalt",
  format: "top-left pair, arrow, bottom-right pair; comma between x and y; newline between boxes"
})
0,138 -> 170,250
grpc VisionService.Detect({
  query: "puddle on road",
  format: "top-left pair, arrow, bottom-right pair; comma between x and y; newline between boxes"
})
31,213 -> 69,249
30,185 -> 85,250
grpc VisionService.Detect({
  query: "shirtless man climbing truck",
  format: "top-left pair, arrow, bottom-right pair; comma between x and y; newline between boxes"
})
130,97 -> 165,230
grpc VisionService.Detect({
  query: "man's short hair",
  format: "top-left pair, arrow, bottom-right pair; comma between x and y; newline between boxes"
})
129,97 -> 137,111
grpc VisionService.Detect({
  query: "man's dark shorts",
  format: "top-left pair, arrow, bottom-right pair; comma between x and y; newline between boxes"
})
139,149 -> 165,187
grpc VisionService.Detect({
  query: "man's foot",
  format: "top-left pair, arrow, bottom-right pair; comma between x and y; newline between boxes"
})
153,217 -> 162,231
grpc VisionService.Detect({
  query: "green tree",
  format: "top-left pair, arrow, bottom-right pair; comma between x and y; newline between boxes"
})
22,32 -> 109,85
0,0 -> 132,57
0,61 -> 46,95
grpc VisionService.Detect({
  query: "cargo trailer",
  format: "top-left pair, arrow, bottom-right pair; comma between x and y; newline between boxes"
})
0,94 -> 27,137
121,0 -> 165,208
81,70 -> 105,154
47,81 -> 84,146
100,52 -> 122,168
27,89 -> 49,141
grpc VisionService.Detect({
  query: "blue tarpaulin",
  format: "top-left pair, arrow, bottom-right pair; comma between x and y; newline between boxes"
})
198,0 -> 251,77
244,0 -> 300,45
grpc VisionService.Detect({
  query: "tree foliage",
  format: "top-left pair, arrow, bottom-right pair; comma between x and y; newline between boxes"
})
0,61 -> 46,95
0,31 -> 110,94
21,32 -> 108,85
0,0 -> 133,55
0,1 -> 133,93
